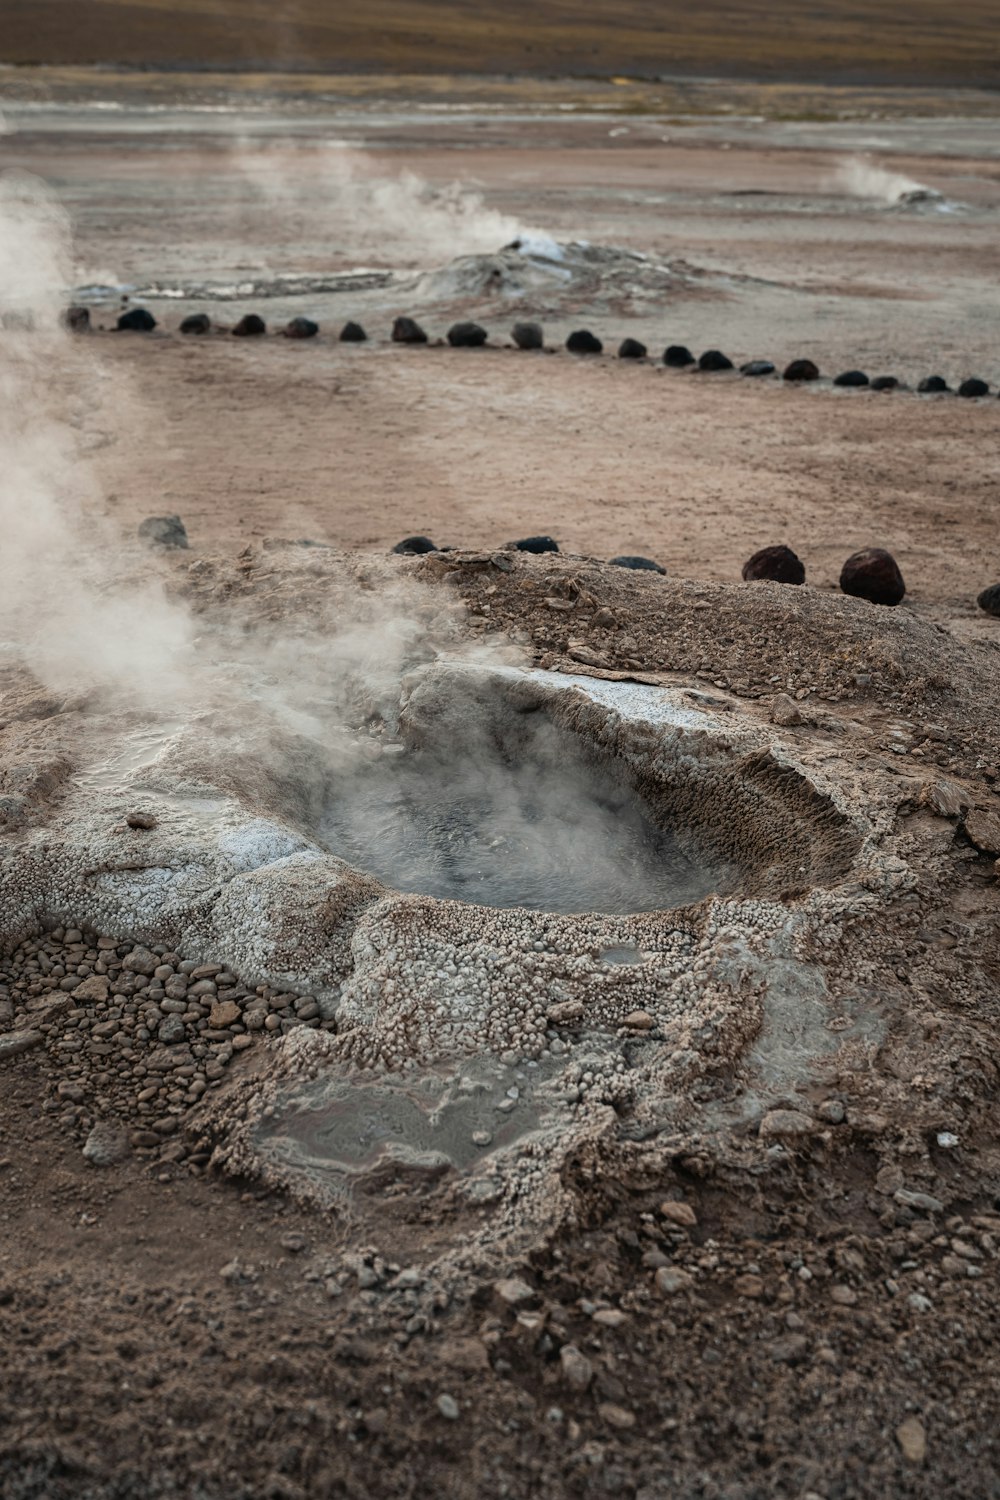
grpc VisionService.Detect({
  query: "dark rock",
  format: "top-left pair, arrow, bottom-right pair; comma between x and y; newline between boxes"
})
138,515 -> 189,550
116,307 -> 156,333
447,321 -> 488,347
179,313 -> 211,336
664,345 -> 696,367
284,316 -> 319,339
611,555 -> 666,574
566,329 -> 602,354
918,375 -> 949,393
512,322 -> 543,350
63,306 -> 90,333
340,321 -> 368,342
834,370 -> 870,388
392,316 -> 428,344
976,583 -> 1000,618
507,536 -> 559,554
840,548 -> 906,607
740,360 -> 775,377
232,314 -> 266,337
783,358 -> 819,382
618,338 -> 647,360
392,536 -> 437,555
870,375 -> 900,391
698,349 -> 734,372
742,544 -> 805,585
958,377 -> 989,398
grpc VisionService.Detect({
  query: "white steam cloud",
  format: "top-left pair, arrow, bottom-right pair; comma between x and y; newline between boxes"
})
834,156 -> 934,205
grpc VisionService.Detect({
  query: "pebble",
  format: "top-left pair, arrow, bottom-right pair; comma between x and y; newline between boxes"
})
816,1099 -> 845,1124
559,1344 -> 594,1392
566,329 -> 602,355
392,316 -> 428,344
958,377 -> 989,398
179,312 -> 211,335
758,1108 -> 814,1139
339,321 -> 367,342
896,1416 -> 927,1464
511,321 -> 543,350
232,313 -> 266,337
839,548 -> 906,607
436,1393 -> 460,1420
742,544 -> 805,586
598,1403 -> 636,1429
618,338 -> 647,359
834,369 -> 869,387
660,1200 -> 697,1227
622,1010 -> 653,1030
917,374 -> 949,392
82,1121 -> 130,1167
283,316 -> 319,339
783,358 -> 819,381
125,811 -> 157,830
894,1188 -> 944,1214
663,344 -> 695,367
494,1278 -> 535,1306
0,1030 -> 43,1059
447,321 -> 488,347
698,349 -> 733,372
655,1266 -> 693,1295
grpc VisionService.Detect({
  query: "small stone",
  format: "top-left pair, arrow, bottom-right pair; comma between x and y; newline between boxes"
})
232,313 -> 266,337
958,377 -> 989,398
919,778 -> 966,818
816,1099 -> 845,1125
734,1274 -> 764,1299
740,359 -> 775,377
547,999 -> 583,1025
894,1188 -> 944,1213
494,1278 -> 535,1307
936,1131 -> 959,1148
655,1266 -> 693,1295
63,305 -> 91,333
743,544 -> 805,586
157,1015 -> 187,1045
566,329 -> 602,355
896,1416 -> 927,1464
72,975 -> 110,1002
559,1344 -> 593,1392
339,320 -> 367,342
660,1200 -> 697,1227
436,1393 -> 460,1420
511,321 -> 543,350
963,807 -> 1000,854
82,1121 -> 130,1167
977,583 -> 1000,618
830,1284 -> 858,1306
870,375 -> 900,391
598,1403 -> 636,1429
610,554 -> 666,574
771,694 -> 803,727
392,316 -> 428,344
622,1010 -> 653,1031
116,307 -> 156,332
839,548 -> 906,607
617,338 -> 647,359
507,535 -> 558,554
125,811 -> 157,830
664,344 -> 695,367
447,321 -> 488,347
0,1030 -> 43,1060
783,358 -> 819,381
917,374 -> 949,393
698,348 -> 733,372
834,369 -> 870,388
138,515 -> 188,550
280,1232 -> 307,1253
592,1308 -> 628,1327
209,999 -> 241,1028
180,312 -> 211,335
759,1108 -> 814,1139
770,1334 -> 809,1364
472,1130 -> 492,1147
393,535 -> 437,555
283,316 -> 318,339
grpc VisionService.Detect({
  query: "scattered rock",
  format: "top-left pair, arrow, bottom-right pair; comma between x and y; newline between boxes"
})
232,313 -> 266,337
896,1416 -> 927,1465
742,544 -> 805,585
617,338 -> 647,359
834,369 -> 869,388
976,583 -> 1000,618
654,1266 -> 693,1295
116,307 -> 156,332
494,1278 -> 535,1307
125,811 -> 157,830
0,1030 -> 43,1061
783,359 -> 819,381
511,321 -> 543,350
436,1393 -> 460,1420
283,316 -> 319,339
82,1121 -> 130,1168
816,1099 -> 846,1124
340,321 -> 367,342
770,1334 -> 809,1364
963,806 -> 1000,854
280,1232 -> 307,1253
660,1200 -> 697,1227
917,374 -> 949,393
622,1010 -> 654,1030
770,694 -> 802,727
870,375 -> 900,391
447,321 -> 488,347
958,377 -> 989,398
138,515 -> 189,550
179,312 -> 211,335
559,1344 -> 594,1392
393,535 -> 437,554
507,536 -> 559,553
566,329 -> 602,355
610,555 -> 665,574
839,548 -> 906,607
598,1403 -> 636,1429
893,1188 -> 944,1214
63,305 -> 90,333
740,360 -> 775,377
698,349 -> 734,372
664,344 -> 695,367
72,975 -> 110,1002
829,1283 -> 858,1305
209,999 -> 242,1028
157,1016 -> 187,1045
392,316 -> 428,344
758,1108 -> 814,1139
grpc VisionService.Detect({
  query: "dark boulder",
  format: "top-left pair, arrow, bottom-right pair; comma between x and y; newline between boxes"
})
740,360 -> 775,377
116,307 -> 156,333
611,555 -> 666,574
512,321 -> 543,350
393,536 -> 437,555
959,377 -> 989,398
284,317 -> 319,339
698,349 -> 734,372
63,305 -> 90,333
977,583 -> 1000,618
179,313 -> 211,335
232,314 -> 266,337
392,316 -> 428,344
447,321 -> 488,347
507,536 -> 559,554
664,345 -> 695,367
834,370 -> 869,388
783,359 -> 819,382
618,338 -> 647,359
870,375 -> 900,391
566,329 -> 602,354
138,515 -> 188,550
742,544 -> 805,586
918,375 -> 949,393
839,548 -> 906,607
340,321 -> 367,342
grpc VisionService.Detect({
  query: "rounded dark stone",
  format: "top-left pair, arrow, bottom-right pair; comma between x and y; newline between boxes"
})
392,536 -> 437,555
977,583 -> 1000,618
698,349 -> 734,372
63,305 -> 90,333
742,544 -> 805,586
392,316 -> 428,344
618,338 -> 647,360
284,317 -> 319,339
179,313 -> 211,336
566,329 -> 602,355
783,359 -> 819,382
839,548 -> 906,607
917,375 -> 949,393
512,322 -> 543,350
447,321 -> 488,347
870,375 -> 900,391
232,314 -> 266,337
740,360 -> 775,377
834,370 -> 870,388
663,345 -> 695,367
959,377 -> 989,398
116,307 -> 156,333
138,515 -> 188,550
340,321 -> 368,342
507,536 -> 559,554
610,555 -> 666,574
